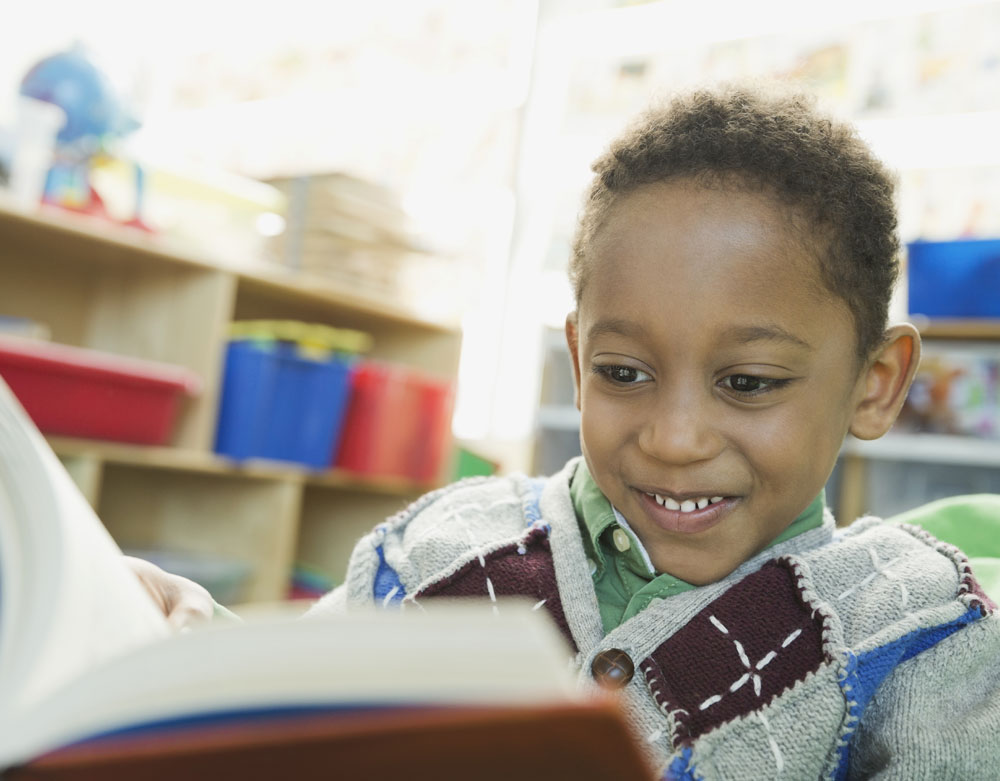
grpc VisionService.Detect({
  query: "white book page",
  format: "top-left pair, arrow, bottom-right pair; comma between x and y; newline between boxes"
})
0,380 -> 170,715
0,602 -> 579,768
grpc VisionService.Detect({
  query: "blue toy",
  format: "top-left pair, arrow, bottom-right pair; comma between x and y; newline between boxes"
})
19,44 -> 147,227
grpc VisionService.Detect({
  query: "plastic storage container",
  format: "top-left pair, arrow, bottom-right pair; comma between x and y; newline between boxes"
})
0,335 -> 201,444
907,238 -> 1000,319
335,361 -> 454,482
213,322 -> 367,469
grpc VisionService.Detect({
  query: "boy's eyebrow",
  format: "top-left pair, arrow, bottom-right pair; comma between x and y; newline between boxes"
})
722,324 -> 812,349
586,320 -> 812,349
586,318 -> 644,340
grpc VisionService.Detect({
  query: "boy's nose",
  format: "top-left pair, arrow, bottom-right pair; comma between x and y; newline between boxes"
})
637,393 -> 724,466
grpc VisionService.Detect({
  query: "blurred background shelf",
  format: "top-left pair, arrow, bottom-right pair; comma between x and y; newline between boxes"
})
2,201 -> 462,604
913,319 -> 1000,341
48,435 -> 438,494
6,0 -> 1000,605
841,433 -> 1000,467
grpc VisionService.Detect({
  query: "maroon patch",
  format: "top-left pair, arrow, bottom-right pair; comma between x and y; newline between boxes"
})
645,559 -> 830,745
416,527 -> 577,651
961,561 -> 997,616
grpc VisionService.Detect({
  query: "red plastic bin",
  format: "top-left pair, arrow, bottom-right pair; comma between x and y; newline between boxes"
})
335,362 -> 453,482
0,336 -> 201,445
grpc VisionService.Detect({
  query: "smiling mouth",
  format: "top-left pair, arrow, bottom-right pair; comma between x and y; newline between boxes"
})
638,490 -> 736,535
644,493 -> 726,513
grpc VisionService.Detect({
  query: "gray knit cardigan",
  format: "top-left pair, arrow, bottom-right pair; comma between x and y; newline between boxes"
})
309,458 -> 1000,780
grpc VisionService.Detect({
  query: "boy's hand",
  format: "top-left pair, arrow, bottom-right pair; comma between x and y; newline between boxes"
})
124,555 -> 214,630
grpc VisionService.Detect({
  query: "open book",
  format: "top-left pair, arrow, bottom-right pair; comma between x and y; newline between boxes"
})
0,378 -> 651,779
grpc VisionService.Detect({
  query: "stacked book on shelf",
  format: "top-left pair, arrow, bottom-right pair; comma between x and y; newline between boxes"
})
267,173 -> 450,310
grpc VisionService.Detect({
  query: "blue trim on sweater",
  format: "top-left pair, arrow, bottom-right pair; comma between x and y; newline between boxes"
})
833,605 -> 983,779
373,544 -> 405,605
663,746 -> 699,780
524,477 -> 546,526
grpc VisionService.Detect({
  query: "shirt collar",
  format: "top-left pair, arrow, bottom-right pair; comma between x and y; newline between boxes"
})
570,460 -> 618,577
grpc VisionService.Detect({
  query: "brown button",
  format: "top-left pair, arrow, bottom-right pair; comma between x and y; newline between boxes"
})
591,648 -> 635,689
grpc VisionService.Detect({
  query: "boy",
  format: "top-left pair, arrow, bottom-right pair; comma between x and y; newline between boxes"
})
142,84 -> 1000,778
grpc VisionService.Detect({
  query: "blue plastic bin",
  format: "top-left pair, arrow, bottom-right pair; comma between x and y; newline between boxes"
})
214,340 -> 353,468
907,238 -> 1000,319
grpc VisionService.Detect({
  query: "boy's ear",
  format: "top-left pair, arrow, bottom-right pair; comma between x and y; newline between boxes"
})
849,323 -> 921,441
565,313 -> 583,410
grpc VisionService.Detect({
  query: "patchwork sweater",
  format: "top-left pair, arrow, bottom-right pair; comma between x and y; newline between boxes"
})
308,459 -> 1000,779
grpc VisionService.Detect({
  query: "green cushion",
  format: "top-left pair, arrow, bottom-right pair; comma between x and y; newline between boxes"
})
888,494 -> 1000,600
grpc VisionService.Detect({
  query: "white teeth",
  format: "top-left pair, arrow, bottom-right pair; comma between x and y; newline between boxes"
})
648,493 -> 725,512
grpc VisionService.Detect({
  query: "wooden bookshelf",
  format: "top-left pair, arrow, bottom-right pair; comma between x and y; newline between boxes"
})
0,200 -> 462,601
910,318 -> 1000,341
835,320 -> 1000,521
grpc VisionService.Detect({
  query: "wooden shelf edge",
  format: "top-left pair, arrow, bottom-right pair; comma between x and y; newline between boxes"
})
47,436 -> 436,497
0,197 -> 220,272
841,433 -> 1000,467
0,199 -> 460,334
907,317 -> 1000,340
235,269 -> 461,334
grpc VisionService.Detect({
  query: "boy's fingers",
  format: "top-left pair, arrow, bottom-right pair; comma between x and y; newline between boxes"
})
124,555 -> 215,630
163,576 -> 215,630
124,555 -> 171,614
166,596 -> 214,631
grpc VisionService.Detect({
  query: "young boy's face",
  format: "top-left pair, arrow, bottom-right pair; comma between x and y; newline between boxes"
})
567,180 -> 873,585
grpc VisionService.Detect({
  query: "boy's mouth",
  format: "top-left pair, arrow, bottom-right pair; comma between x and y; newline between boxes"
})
638,490 -> 736,534
644,492 -> 725,513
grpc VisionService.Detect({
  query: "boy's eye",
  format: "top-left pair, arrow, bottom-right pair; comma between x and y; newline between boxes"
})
720,374 -> 789,397
594,365 -> 652,385
728,375 -> 764,393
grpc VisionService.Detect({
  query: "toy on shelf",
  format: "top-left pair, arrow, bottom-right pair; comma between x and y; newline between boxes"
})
19,43 -> 150,230
896,344 -> 1000,439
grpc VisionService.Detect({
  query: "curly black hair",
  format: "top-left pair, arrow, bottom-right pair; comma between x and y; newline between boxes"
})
570,82 -> 899,361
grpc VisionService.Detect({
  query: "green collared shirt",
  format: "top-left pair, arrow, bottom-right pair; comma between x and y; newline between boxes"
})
570,462 -> 825,633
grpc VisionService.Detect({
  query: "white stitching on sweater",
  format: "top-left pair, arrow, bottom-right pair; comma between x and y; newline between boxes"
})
836,548 -> 903,602
642,662 -> 683,722
465,529 -> 488,568
697,615 -> 805,712
757,711 -> 785,774
410,497 -> 522,549
381,585 -> 400,607
464,526 -> 500,614
784,557 -> 843,657
756,651 -> 777,669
